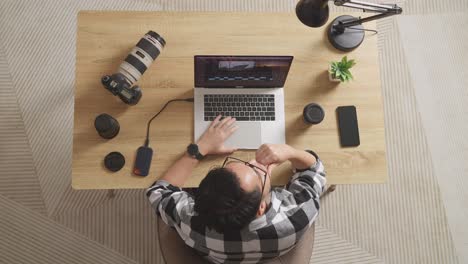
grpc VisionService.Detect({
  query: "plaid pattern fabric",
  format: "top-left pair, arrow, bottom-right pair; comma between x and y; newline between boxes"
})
146,155 -> 326,264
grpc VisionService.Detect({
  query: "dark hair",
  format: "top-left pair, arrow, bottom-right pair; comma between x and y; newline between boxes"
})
194,167 -> 262,233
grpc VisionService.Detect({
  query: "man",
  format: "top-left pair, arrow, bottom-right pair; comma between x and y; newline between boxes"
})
146,115 -> 326,263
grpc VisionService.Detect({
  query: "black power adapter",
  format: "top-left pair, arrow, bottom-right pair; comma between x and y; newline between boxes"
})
133,146 -> 153,176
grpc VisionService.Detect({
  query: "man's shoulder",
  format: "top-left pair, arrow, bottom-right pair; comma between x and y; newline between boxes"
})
272,187 -> 295,200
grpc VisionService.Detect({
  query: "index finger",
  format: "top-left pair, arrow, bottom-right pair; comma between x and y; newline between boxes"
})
209,115 -> 222,128
257,155 -> 273,165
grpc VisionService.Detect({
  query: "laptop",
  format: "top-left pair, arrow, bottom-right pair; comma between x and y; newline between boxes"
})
194,55 -> 294,149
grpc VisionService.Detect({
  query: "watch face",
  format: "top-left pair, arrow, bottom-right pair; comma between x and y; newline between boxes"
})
188,144 -> 198,155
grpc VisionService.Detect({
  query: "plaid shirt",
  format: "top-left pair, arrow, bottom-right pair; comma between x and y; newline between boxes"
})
146,153 -> 326,264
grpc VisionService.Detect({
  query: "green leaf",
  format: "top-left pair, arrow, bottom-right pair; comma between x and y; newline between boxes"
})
341,56 -> 348,65
335,69 -> 341,77
346,59 -> 355,69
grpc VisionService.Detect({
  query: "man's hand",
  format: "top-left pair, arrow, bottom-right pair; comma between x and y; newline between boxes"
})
197,115 -> 238,155
256,143 -> 316,170
255,144 -> 295,165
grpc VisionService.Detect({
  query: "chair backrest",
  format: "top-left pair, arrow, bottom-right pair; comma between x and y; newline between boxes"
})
157,217 -> 315,264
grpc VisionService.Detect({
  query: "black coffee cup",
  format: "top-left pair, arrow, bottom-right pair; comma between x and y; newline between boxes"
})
303,103 -> 325,125
94,113 -> 120,139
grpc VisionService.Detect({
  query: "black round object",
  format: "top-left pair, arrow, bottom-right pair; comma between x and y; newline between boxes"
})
147,30 -> 166,47
327,15 -> 365,52
104,152 -> 125,172
95,114 -> 120,139
187,143 -> 205,160
303,103 -> 325,124
296,0 -> 330,28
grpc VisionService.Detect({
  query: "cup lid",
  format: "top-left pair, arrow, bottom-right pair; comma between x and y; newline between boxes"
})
303,103 -> 325,124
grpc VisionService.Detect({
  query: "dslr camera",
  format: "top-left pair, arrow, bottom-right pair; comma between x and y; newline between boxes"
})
102,31 -> 166,105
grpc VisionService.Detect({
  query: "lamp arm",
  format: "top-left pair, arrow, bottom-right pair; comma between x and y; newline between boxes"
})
336,0 -> 399,12
332,0 -> 402,29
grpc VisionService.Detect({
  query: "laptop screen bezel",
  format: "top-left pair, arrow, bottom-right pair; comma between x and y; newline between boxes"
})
194,55 -> 294,88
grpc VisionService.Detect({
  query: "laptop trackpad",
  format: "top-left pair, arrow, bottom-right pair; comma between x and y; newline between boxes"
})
225,122 -> 262,150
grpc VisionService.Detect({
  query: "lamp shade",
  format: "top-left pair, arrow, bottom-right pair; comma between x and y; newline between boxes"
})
296,0 -> 330,27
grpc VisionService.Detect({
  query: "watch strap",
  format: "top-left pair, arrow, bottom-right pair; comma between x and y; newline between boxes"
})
187,143 -> 205,160
194,151 -> 204,160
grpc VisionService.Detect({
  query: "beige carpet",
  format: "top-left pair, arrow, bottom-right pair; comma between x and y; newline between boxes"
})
1,0 -> 467,263
397,13 -> 468,263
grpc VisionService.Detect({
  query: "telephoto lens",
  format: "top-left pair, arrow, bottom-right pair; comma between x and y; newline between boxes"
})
118,31 -> 166,86
101,31 -> 166,105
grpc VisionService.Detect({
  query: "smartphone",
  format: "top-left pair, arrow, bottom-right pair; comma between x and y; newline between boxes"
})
336,106 -> 360,147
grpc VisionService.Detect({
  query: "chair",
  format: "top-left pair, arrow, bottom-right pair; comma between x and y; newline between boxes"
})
157,185 -> 335,264
157,218 -> 315,264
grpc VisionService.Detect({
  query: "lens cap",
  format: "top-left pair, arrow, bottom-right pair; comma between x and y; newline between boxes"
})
303,103 -> 325,124
104,152 -> 125,172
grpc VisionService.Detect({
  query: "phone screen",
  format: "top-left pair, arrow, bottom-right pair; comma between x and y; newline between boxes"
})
336,106 -> 360,147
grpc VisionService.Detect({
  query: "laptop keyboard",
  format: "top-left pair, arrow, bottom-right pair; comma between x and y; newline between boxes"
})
204,94 -> 275,121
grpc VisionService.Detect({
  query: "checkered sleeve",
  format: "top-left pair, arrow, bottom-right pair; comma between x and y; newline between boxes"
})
145,180 -> 189,228
286,151 -> 326,215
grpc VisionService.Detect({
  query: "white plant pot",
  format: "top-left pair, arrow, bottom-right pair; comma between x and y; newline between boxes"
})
328,65 -> 341,83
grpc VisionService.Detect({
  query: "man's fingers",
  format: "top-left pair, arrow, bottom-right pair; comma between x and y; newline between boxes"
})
256,145 -> 271,162
256,154 -> 268,164
218,116 -> 233,129
223,118 -> 237,130
228,125 -> 239,135
257,154 -> 276,165
210,115 -> 222,128
255,150 -> 266,163
256,147 -> 267,157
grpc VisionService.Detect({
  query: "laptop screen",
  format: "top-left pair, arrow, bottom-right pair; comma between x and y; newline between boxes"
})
194,55 -> 293,88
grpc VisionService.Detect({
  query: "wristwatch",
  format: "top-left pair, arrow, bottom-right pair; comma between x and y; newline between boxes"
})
187,143 -> 205,160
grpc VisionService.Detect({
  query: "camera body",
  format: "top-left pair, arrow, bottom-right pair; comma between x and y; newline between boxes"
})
101,73 -> 142,105
101,31 -> 165,105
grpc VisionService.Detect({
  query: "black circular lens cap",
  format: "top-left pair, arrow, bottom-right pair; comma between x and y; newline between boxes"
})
104,152 -> 125,172
303,103 -> 325,124
95,114 -> 112,132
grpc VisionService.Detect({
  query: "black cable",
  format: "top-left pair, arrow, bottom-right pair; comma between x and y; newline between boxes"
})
347,27 -> 378,36
144,98 -> 194,147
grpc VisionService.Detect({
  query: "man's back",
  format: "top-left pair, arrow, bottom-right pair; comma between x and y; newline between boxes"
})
147,157 -> 326,263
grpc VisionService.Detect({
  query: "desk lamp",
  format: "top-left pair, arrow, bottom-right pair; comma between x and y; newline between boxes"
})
296,0 -> 402,51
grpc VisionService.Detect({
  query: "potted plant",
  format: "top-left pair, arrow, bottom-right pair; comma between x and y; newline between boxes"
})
329,56 -> 356,83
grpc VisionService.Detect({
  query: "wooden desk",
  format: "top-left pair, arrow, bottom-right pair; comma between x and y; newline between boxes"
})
73,11 -> 387,189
